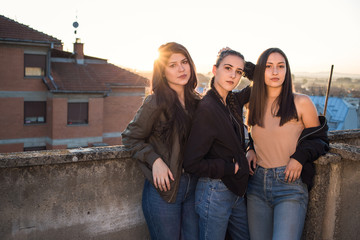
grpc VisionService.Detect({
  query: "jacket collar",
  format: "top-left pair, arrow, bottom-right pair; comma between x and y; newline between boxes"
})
206,89 -> 231,113
206,89 -> 245,153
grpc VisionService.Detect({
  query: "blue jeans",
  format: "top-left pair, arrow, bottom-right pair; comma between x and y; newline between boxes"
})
195,177 -> 249,240
247,166 -> 308,240
142,173 -> 199,240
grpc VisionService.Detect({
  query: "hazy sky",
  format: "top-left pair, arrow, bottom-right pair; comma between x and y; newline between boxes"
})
2,0 -> 360,75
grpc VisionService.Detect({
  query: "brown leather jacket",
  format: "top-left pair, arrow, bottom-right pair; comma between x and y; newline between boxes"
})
122,94 -> 186,203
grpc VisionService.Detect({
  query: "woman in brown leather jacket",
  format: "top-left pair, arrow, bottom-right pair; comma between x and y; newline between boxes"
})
122,42 -> 200,240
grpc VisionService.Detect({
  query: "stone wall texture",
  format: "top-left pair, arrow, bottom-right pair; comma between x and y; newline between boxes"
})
0,129 -> 359,240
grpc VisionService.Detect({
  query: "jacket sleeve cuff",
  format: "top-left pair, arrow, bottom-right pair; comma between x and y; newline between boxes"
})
147,152 -> 161,168
224,163 -> 235,175
290,150 -> 307,165
246,142 -> 255,152
246,133 -> 255,152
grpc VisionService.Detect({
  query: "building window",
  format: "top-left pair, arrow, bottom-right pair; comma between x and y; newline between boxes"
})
24,101 -> 46,124
24,146 -> 46,152
68,102 -> 88,125
24,54 -> 46,77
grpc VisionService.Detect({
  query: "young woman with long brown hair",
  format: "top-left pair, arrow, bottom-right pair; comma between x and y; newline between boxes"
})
122,42 -> 200,240
246,48 -> 329,240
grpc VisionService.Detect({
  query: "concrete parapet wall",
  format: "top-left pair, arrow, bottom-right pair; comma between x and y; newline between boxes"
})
0,147 -> 149,240
303,129 -> 360,240
0,129 -> 359,240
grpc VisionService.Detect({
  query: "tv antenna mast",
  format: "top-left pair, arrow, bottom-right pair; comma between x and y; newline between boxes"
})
323,65 -> 334,117
73,12 -> 79,35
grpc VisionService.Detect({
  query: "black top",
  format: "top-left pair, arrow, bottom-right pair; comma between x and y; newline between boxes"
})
183,86 -> 251,196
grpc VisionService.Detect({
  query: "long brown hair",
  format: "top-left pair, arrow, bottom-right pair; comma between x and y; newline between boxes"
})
151,42 -> 200,145
247,48 -> 298,127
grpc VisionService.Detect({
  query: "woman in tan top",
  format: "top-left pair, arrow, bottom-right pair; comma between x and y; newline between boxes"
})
245,48 -> 329,240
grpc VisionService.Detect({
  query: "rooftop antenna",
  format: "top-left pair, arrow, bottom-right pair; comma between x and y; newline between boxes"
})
322,65 -> 334,117
73,12 -> 79,36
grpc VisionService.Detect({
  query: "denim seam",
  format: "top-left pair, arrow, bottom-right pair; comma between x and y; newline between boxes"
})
205,185 -> 212,240
143,181 -> 160,239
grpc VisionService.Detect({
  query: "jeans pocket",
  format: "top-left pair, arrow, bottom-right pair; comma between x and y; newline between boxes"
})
276,171 -> 303,186
210,181 -> 233,203
253,165 -> 259,174
195,179 -> 230,205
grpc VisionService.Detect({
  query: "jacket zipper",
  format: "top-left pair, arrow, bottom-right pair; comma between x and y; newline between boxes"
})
229,110 -> 249,198
228,109 -> 244,147
296,118 -> 327,146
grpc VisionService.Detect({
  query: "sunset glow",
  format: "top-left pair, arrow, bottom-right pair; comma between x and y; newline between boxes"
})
1,0 -> 360,75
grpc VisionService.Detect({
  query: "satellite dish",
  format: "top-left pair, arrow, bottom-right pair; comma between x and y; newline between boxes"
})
73,21 -> 79,28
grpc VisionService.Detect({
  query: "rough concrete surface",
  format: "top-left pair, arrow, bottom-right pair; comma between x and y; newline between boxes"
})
0,147 -> 149,240
0,129 -> 359,240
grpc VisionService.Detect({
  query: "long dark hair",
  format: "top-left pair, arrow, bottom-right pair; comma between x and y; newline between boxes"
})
210,49 -> 245,126
151,42 -> 199,145
247,48 -> 298,127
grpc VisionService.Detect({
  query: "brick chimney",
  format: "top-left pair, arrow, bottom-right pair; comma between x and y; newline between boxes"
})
74,38 -> 84,64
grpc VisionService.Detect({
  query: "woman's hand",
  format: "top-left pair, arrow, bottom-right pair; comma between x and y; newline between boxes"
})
284,158 -> 303,183
246,150 -> 257,175
152,158 -> 174,191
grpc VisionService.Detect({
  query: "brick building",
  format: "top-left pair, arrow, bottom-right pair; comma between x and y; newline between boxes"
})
0,15 -> 148,153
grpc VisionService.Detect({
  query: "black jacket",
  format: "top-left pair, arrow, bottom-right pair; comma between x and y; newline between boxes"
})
183,86 -> 251,197
248,115 -> 329,190
291,115 -> 329,189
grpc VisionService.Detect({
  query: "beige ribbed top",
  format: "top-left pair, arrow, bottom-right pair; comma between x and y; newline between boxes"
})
250,103 -> 304,168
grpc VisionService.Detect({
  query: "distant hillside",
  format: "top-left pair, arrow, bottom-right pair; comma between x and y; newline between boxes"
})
294,72 -> 360,79
124,68 -> 360,86
128,70 -> 211,86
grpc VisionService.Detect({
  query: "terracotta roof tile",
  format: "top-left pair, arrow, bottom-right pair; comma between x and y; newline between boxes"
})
0,15 -> 148,92
0,15 -> 62,45
51,48 -> 106,61
51,62 -> 149,92
87,64 -> 150,86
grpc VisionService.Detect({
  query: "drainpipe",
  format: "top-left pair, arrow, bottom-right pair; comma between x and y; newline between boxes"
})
42,77 -> 51,90
47,42 -> 58,90
49,75 -> 58,90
